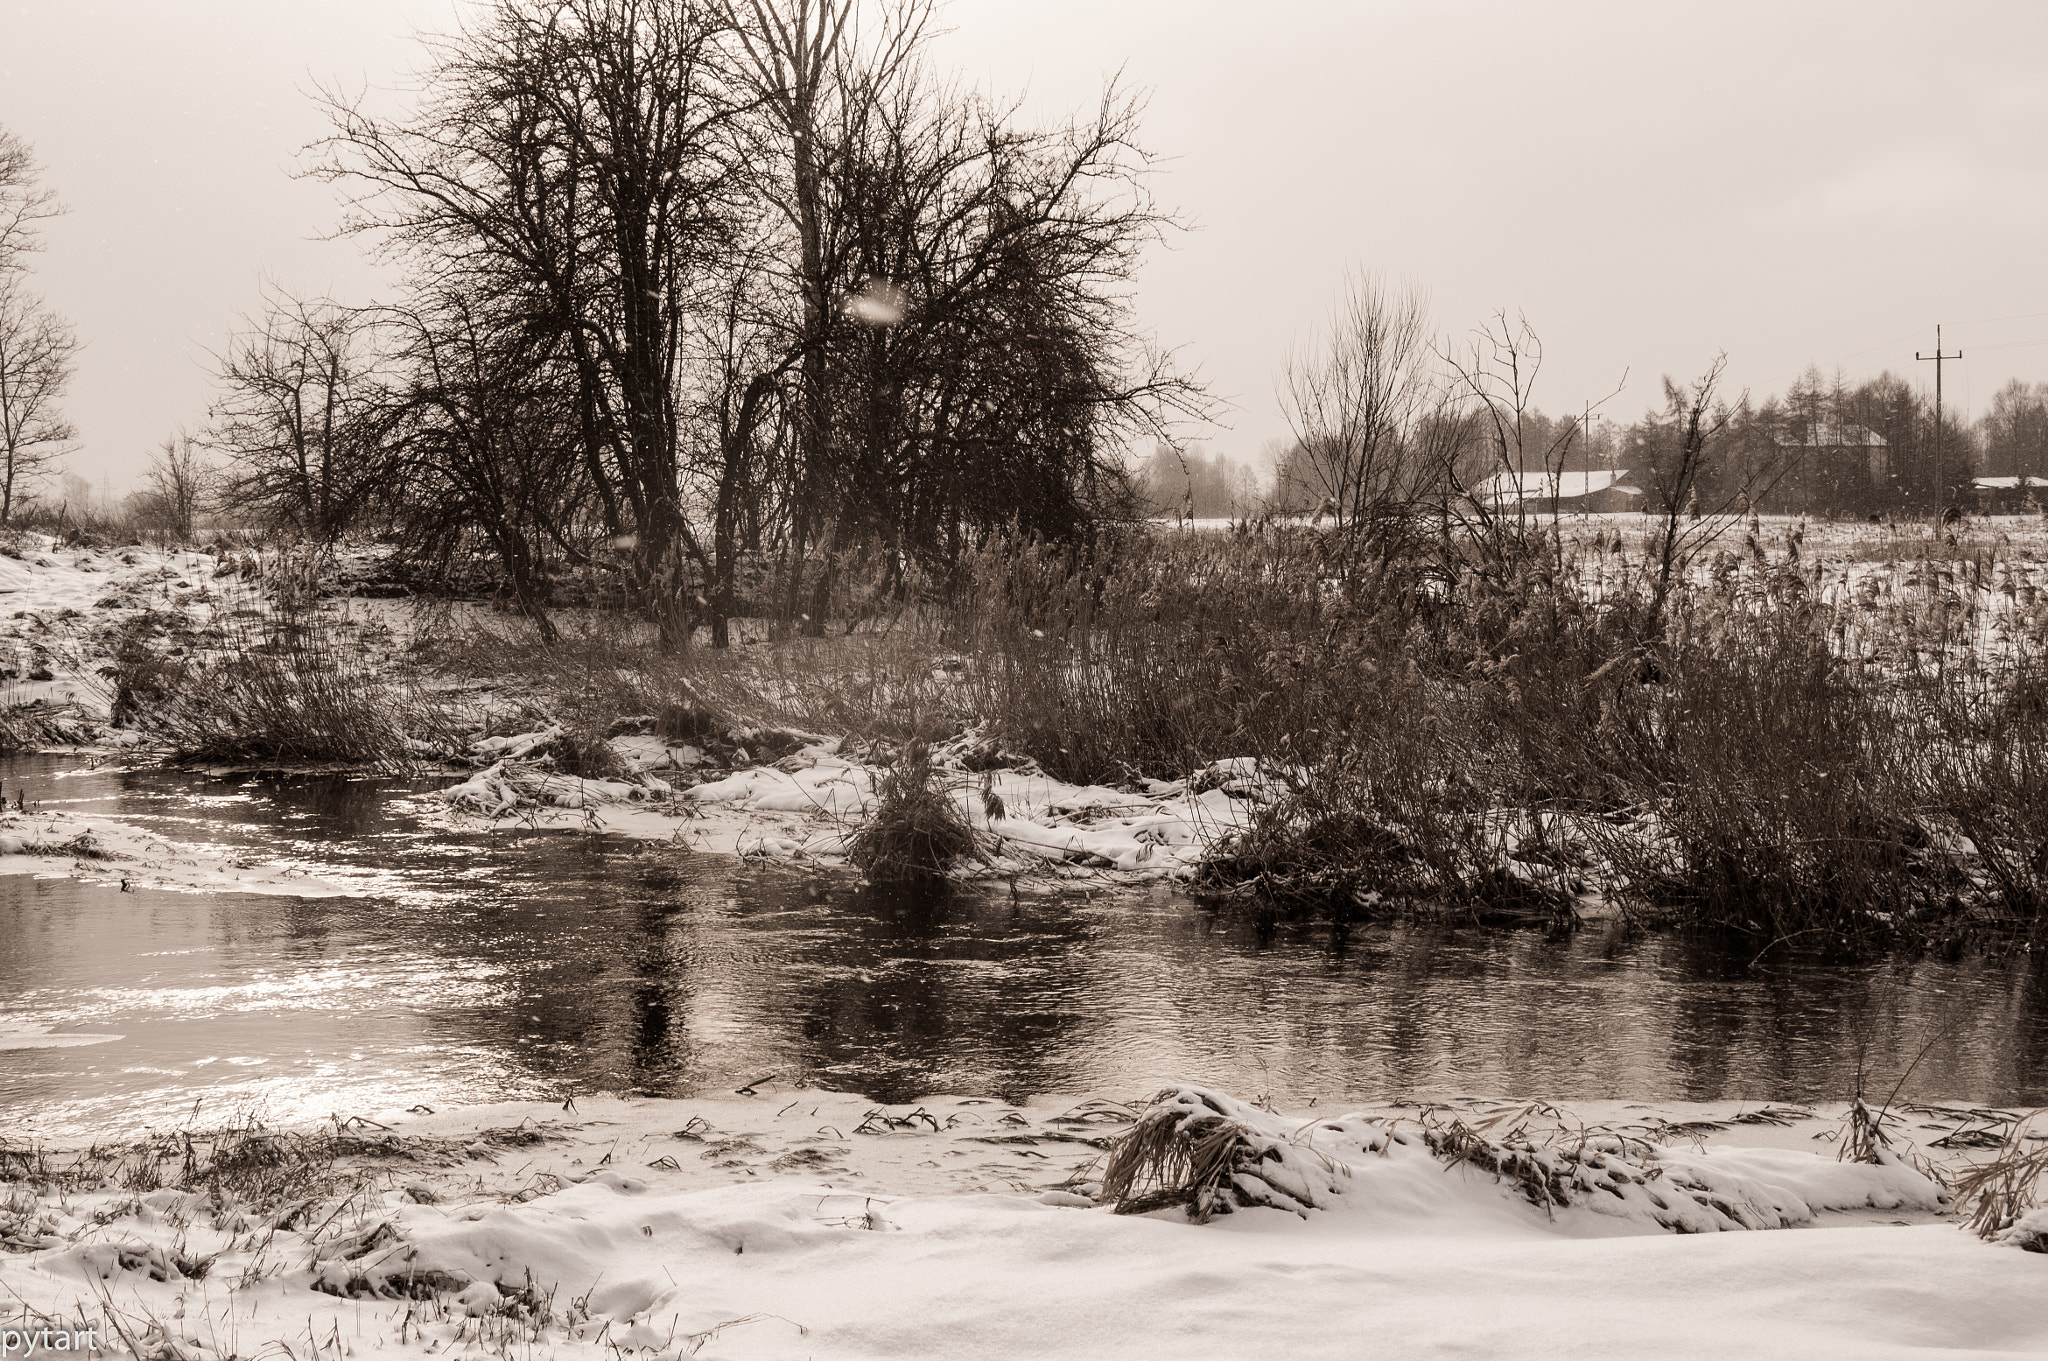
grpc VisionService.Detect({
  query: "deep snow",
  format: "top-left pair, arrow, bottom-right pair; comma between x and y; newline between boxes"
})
2,1090 -> 2042,1361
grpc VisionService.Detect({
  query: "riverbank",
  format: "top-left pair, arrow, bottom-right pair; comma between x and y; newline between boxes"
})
5,518 -> 2048,952
2,1088 -> 2041,1361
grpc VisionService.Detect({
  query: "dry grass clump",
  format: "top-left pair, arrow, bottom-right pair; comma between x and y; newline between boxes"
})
0,701 -> 98,750
943,531 -> 1409,785
428,608 -> 952,767
1422,1114 -> 1603,1213
139,606 -> 458,769
1408,1104 -> 1827,1232
1838,1097 -> 1906,1165
1919,657 -> 2048,923
1950,1111 -> 2048,1243
1584,611 -> 1951,946
846,741 -> 979,885
0,1118 -> 385,1215
1102,1087 -> 1337,1222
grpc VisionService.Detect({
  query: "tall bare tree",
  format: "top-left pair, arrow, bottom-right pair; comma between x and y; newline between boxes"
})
311,0 -> 745,640
296,0 -> 1198,645
0,127 -> 76,523
1278,273 -> 1437,537
729,0 -> 925,632
207,291 -> 388,539
0,275 -> 77,522
0,127 -> 64,275
133,432 -> 211,540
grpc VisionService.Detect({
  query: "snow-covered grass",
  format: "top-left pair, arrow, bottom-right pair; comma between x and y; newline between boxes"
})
0,520 -> 2043,948
2,1087 -> 2041,1361
7,525 -> 2044,1357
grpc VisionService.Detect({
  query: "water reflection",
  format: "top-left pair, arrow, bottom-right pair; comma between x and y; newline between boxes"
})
0,753 -> 2044,1137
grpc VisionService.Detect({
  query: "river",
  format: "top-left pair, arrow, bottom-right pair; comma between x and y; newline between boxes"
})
2,752 -> 2042,1136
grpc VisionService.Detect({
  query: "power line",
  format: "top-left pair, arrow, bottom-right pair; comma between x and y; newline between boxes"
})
1761,316 -> 2048,396
1950,308 -> 2048,327
1955,336 -> 2048,353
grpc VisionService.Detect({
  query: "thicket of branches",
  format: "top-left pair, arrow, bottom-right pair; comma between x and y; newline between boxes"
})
200,0 -> 1199,645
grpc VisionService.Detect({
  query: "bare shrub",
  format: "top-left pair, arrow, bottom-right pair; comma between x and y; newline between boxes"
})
1921,653 -> 2048,924
846,741 -> 977,885
1585,601 -> 1944,946
140,603 -> 457,768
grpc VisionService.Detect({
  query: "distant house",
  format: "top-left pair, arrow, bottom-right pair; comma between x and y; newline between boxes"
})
1477,468 -> 1643,514
1973,475 -> 2048,513
1767,423 -> 1890,513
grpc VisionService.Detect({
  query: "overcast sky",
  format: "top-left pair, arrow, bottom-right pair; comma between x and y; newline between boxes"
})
5,0 -> 2047,492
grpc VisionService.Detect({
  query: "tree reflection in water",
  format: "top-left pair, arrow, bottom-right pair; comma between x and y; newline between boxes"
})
1,753 -> 2043,1136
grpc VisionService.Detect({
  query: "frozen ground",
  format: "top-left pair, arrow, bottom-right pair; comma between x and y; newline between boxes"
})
1,1090 -> 2042,1361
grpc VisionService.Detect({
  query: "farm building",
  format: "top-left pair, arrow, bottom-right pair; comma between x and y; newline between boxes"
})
1972,475 -> 2048,513
1476,468 -> 1643,514
1765,423 -> 1890,514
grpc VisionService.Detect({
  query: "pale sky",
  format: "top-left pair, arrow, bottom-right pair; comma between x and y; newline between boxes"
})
5,0 -> 2047,491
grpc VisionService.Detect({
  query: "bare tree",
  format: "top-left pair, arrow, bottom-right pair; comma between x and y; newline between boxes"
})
299,0 -> 1198,646
1278,273 -> 1437,538
207,290 -> 388,539
1639,355 -> 1732,633
133,432 -> 211,541
1430,312 -> 1635,588
0,274 -> 77,522
0,126 -> 64,275
379,287 -> 596,642
729,0 -> 925,633
310,0 -> 746,640
1981,378 -> 2048,480
0,129 -> 76,524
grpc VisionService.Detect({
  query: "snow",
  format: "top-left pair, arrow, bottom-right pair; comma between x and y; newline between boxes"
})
418,728 -> 1272,884
0,807 -> 367,896
2,1090 -> 2040,1361
2,531 -> 2041,1355
1479,467 -> 1643,505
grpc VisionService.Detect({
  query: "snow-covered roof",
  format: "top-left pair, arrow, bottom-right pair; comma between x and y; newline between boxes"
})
1478,468 -> 1641,504
1774,423 -> 1888,448
1973,475 -> 2048,491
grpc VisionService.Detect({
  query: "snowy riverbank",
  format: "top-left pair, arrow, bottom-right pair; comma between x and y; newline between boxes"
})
2,1089 -> 2042,1360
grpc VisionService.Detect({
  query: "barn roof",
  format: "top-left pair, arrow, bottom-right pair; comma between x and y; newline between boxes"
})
1478,468 -> 1642,505
1773,423 -> 1888,448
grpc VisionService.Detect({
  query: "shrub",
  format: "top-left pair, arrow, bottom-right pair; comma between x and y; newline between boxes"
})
140,605 -> 457,768
846,741 -> 979,885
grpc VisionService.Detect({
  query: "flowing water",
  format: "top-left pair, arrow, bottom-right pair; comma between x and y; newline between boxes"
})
2,752 -> 2043,1137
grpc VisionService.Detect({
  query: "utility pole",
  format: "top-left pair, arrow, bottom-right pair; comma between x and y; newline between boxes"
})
1917,324 -> 1963,521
